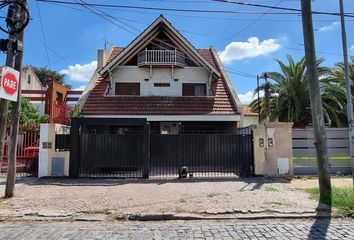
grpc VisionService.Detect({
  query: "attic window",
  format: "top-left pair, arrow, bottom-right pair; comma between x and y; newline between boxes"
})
27,75 -> 31,84
182,83 -> 206,96
154,83 -> 170,87
115,82 -> 140,96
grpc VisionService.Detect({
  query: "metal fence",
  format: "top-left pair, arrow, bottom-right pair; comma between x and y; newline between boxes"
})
69,118 -> 254,179
292,128 -> 352,175
150,133 -> 254,178
0,125 -> 40,177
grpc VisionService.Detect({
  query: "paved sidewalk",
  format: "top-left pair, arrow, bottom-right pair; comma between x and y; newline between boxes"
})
0,219 -> 353,239
0,177 -> 323,219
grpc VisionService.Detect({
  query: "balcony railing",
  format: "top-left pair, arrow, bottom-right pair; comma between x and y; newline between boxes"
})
137,49 -> 185,66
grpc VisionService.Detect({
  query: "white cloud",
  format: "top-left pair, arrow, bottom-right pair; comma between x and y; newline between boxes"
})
351,45 -> 354,52
238,91 -> 254,104
218,37 -> 281,64
60,61 -> 97,82
73,85 -> 86,91
318,21 -> 339,32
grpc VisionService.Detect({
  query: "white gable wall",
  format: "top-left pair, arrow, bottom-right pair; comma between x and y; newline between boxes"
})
109,66 -> 212,96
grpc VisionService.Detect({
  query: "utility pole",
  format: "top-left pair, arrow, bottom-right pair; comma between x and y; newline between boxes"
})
5,28 -> 24,198
264,73 -> 270,119
257,75 -> 261,124
301,0 -> 331,204
0,3 -> 17,174
339,0 -> 354,186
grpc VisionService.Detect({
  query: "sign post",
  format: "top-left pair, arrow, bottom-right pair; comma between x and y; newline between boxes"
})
0,66 -> 20,102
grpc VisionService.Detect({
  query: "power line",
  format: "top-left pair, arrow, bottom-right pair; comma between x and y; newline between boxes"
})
36,1 -> 51,67
43,1 -> 350,23
210,0 -> 354,17
36,0 -> 354,17
227,0 -> 284,39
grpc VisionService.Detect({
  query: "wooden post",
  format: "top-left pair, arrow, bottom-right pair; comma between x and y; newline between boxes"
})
5,1 -> 27,198
0,3 -> 18,172
301,0 -> 331,204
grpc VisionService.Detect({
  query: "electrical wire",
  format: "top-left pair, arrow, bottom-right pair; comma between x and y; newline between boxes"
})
36,1 -> 51,67
35,0 -> 354,17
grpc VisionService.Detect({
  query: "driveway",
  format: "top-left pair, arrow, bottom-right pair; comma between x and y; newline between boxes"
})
0,177 -> 321,218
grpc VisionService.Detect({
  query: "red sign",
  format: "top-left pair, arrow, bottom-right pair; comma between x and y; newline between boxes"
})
2,72 -> 18,95
0,66 -> 20,102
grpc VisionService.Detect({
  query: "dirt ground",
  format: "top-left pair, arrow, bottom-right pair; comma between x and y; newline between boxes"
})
0,177 -> 320,217
291,177 -> 353,189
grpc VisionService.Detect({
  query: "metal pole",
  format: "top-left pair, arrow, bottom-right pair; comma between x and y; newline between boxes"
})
301,0 -> 331,204
339,0 -> 354,186
257,75 -> 260,124
264,73 -> 270,119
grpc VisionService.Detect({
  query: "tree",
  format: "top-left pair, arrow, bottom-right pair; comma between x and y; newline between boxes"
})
7,97 -> 48,125
249,55 -> 344,127
32,66 -> 71,89
327,56 -> 354,125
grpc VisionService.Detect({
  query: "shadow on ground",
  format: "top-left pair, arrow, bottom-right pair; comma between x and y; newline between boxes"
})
28,176 -> 291,187
308,198 -> 332,239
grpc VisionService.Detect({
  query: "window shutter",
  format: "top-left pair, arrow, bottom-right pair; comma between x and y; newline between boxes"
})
115,83 -> 140,95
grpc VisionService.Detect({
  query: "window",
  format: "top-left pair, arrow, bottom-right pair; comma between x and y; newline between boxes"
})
115,83 -> 140,96
182,83 -> 206,96
154,83 -> 170,87
27,75 -> 31,84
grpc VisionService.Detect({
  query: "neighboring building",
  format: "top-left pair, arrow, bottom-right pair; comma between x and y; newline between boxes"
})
20,66 -> 82,124
240,105 -> 259,127
80,15 -> 244,134
21,66 -> 47,115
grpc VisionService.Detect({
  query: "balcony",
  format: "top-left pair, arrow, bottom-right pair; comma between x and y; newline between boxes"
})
137,49 -> 185,67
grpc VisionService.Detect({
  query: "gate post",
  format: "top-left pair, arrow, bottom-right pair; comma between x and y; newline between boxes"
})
142,122 -> 150,178
69,118 -> 80,178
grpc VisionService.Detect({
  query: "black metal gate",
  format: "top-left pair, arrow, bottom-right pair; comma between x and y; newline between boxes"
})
150,130 -> 254,178
69,118 -> 254,178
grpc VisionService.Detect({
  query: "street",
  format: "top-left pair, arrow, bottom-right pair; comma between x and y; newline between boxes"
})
0,219 -> 353,240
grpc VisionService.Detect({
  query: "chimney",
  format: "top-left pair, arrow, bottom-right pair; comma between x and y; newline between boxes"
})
97,49 -> 105,69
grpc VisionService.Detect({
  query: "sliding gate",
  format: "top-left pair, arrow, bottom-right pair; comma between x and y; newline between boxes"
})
150,129 -> 254,178
69,118 -> 254,178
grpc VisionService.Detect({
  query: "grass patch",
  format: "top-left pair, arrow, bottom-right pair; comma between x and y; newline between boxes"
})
304,187 -> 354,217
174,207 -> 188,214
158,208 -> 169,213
82,208 -> 110,215
265,186 -> 278,192
207,192 -> 219,198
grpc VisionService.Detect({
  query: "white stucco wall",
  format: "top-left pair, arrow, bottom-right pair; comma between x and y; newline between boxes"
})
21,67 -> 45,92
242,116 -> 259,127
109,66 -> 212,96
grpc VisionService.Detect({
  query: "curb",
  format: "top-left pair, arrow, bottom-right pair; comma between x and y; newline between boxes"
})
0,212 -> 336,223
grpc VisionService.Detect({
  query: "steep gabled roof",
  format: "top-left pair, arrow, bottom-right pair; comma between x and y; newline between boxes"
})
82,47 -> 240,116
100,15 -> 220,77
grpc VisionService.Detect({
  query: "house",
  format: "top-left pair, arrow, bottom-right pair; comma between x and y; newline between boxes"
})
240,105 -> 259,127
20,66 -> 82,124
20,66 -> 47,116
80,15 -> 243,134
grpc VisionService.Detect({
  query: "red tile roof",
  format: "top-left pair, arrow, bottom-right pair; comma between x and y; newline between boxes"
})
82,47 -> 239,116
243,106 -> 259,117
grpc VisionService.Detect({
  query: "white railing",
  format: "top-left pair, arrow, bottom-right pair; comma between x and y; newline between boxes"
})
137,49 -> 185,66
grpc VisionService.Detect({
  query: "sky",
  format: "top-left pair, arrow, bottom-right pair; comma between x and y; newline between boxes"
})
1,0 -> 353,104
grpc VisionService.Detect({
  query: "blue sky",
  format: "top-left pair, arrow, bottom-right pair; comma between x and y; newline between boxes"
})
2,0 -> 353,103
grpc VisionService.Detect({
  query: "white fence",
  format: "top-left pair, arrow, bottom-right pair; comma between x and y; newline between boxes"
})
292,128 -> 352,175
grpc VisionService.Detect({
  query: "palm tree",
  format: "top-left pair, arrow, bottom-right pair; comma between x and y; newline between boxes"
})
249,55 -> 344,127
326,56 -> 354,126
